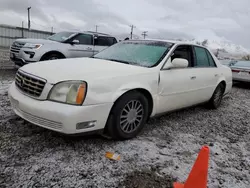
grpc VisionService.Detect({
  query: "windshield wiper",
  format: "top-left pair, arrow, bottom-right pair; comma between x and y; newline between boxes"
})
106,59 -> 130,64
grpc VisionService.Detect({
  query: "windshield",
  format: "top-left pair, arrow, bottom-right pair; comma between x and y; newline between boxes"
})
48,32 -> 76,42
93,40 -> 174,67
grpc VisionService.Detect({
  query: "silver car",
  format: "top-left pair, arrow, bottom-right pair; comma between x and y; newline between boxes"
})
229,61 -> 250,82
9,31 -> 117,66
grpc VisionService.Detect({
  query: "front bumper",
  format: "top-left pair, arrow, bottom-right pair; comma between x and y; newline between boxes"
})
8,82 -> 113,134
10,49 -> 39,66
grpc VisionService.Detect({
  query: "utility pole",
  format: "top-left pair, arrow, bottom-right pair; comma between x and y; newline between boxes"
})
95,25 -> 98,32
21,21 -> 24,38
51,27 -> 54,34
27,7 -> 31,30
129,25 -> 136,39
141,31 -> 148,39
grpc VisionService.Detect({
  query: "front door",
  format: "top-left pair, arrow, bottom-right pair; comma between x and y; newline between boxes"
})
68,33 -> 94,58
157,45 -> 200,114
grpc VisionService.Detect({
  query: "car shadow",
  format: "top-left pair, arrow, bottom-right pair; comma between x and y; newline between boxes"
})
233,82 -> 250,89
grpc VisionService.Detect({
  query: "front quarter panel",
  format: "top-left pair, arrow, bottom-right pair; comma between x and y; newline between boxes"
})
83,71 -> 159,107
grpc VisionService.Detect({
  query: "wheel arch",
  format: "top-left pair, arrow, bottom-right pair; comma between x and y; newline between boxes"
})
40,51 -> 66,61
111,88 -> 154,119
216,79 -> 227,94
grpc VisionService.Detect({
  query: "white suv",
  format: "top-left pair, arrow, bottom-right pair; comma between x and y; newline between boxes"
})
9,31 -> 118,66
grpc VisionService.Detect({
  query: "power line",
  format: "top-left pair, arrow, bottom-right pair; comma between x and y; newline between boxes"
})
142,31 -> 148,39
129,25 -> 136,39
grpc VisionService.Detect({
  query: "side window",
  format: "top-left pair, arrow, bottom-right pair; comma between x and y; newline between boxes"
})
95,37 -> 110,46
95,37 -> 117,46
171,45 -> 194,67
206,50 -> 217,67
112,37 -> 118,45
73,34 -> 93,45
194,46 -> 210,67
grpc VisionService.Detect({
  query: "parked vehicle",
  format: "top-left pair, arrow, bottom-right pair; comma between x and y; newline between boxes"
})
220,60 -> 237,66
9,31 -> 117,66
8,40 -> 232,140
229,61 -> 250,83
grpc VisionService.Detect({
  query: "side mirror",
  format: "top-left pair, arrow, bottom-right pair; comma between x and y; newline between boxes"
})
171,58 -> 188,68
71,39 -> 79,45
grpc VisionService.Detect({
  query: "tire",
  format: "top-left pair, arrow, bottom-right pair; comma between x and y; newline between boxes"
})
105,91 -> 149,140
43,53 -> 64,61
207,83 -> 225,109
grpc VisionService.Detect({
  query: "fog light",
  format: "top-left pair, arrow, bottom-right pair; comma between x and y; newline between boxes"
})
76,121 -> 96,130
24,51 -> 35,58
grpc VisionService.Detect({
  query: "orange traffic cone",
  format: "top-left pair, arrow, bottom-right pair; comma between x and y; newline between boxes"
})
173,146 -> 210,188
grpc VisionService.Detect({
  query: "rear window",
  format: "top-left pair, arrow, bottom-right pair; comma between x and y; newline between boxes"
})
232,61 -> 250,68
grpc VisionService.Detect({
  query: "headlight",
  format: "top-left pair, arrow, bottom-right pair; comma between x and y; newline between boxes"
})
23,43 -> 43,49
48,81 -> 87,105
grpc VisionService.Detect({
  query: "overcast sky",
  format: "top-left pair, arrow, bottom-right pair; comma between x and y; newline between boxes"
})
0,0 -> 250,48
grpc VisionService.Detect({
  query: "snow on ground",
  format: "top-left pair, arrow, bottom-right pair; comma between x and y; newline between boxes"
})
0,70 -> 250,188
0,48 -> 15,69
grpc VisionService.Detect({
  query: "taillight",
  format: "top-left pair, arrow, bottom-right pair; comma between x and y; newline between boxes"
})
232,69 -> 240,73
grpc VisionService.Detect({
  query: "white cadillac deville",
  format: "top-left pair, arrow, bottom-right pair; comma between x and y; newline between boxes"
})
8,40 -> 232,140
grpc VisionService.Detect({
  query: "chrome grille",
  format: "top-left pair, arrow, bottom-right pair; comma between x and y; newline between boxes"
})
15,70 -> 46,97
10,42 -> 26,53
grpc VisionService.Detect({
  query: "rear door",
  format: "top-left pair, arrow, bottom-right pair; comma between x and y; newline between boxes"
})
191,46 -> 219,103
68,33 -> 94,58
93,36 -> 117,55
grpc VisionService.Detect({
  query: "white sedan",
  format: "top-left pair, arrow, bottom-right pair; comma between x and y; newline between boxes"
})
8,40 -> 232,140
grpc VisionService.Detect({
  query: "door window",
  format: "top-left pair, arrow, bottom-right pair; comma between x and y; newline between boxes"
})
206,50 -> 217,67
171,45 -> 194,67
194,46 -> 210,67
73,34 -> 93,45
95,37 -> 117,46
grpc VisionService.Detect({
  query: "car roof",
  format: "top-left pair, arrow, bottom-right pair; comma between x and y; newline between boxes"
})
82,31 -> 113,37
127,38 -> 207,48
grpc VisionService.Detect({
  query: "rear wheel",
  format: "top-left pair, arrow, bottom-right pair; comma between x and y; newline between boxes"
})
105,91 -> 149,140
207,83 -> 225,109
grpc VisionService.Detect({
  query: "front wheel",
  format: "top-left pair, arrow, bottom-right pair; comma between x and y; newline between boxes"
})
105,91 -> 149,140
43,53 -> 64,61
207,83 -> 225,109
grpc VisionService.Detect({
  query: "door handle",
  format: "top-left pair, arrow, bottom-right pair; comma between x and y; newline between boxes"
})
215,74 -> 218,77
86,47 -> 92,50
190,76 -> 196,80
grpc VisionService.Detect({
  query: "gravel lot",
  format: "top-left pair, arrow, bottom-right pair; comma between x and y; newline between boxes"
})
0,48 -> 15,69
0,69 -> 249,188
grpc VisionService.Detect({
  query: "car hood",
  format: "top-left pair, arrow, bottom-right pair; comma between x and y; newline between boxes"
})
16,38 -> 58,44
20,58 -> 153,84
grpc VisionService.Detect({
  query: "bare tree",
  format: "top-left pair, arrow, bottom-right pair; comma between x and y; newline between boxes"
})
202,39 -> 208,47
196,41 -> 201,45
242,55 -> 250,60
215,49 -> 220,57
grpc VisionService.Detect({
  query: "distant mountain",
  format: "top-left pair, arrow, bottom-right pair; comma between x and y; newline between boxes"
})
173,38 -> 249,56
114,34 -> 249,59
